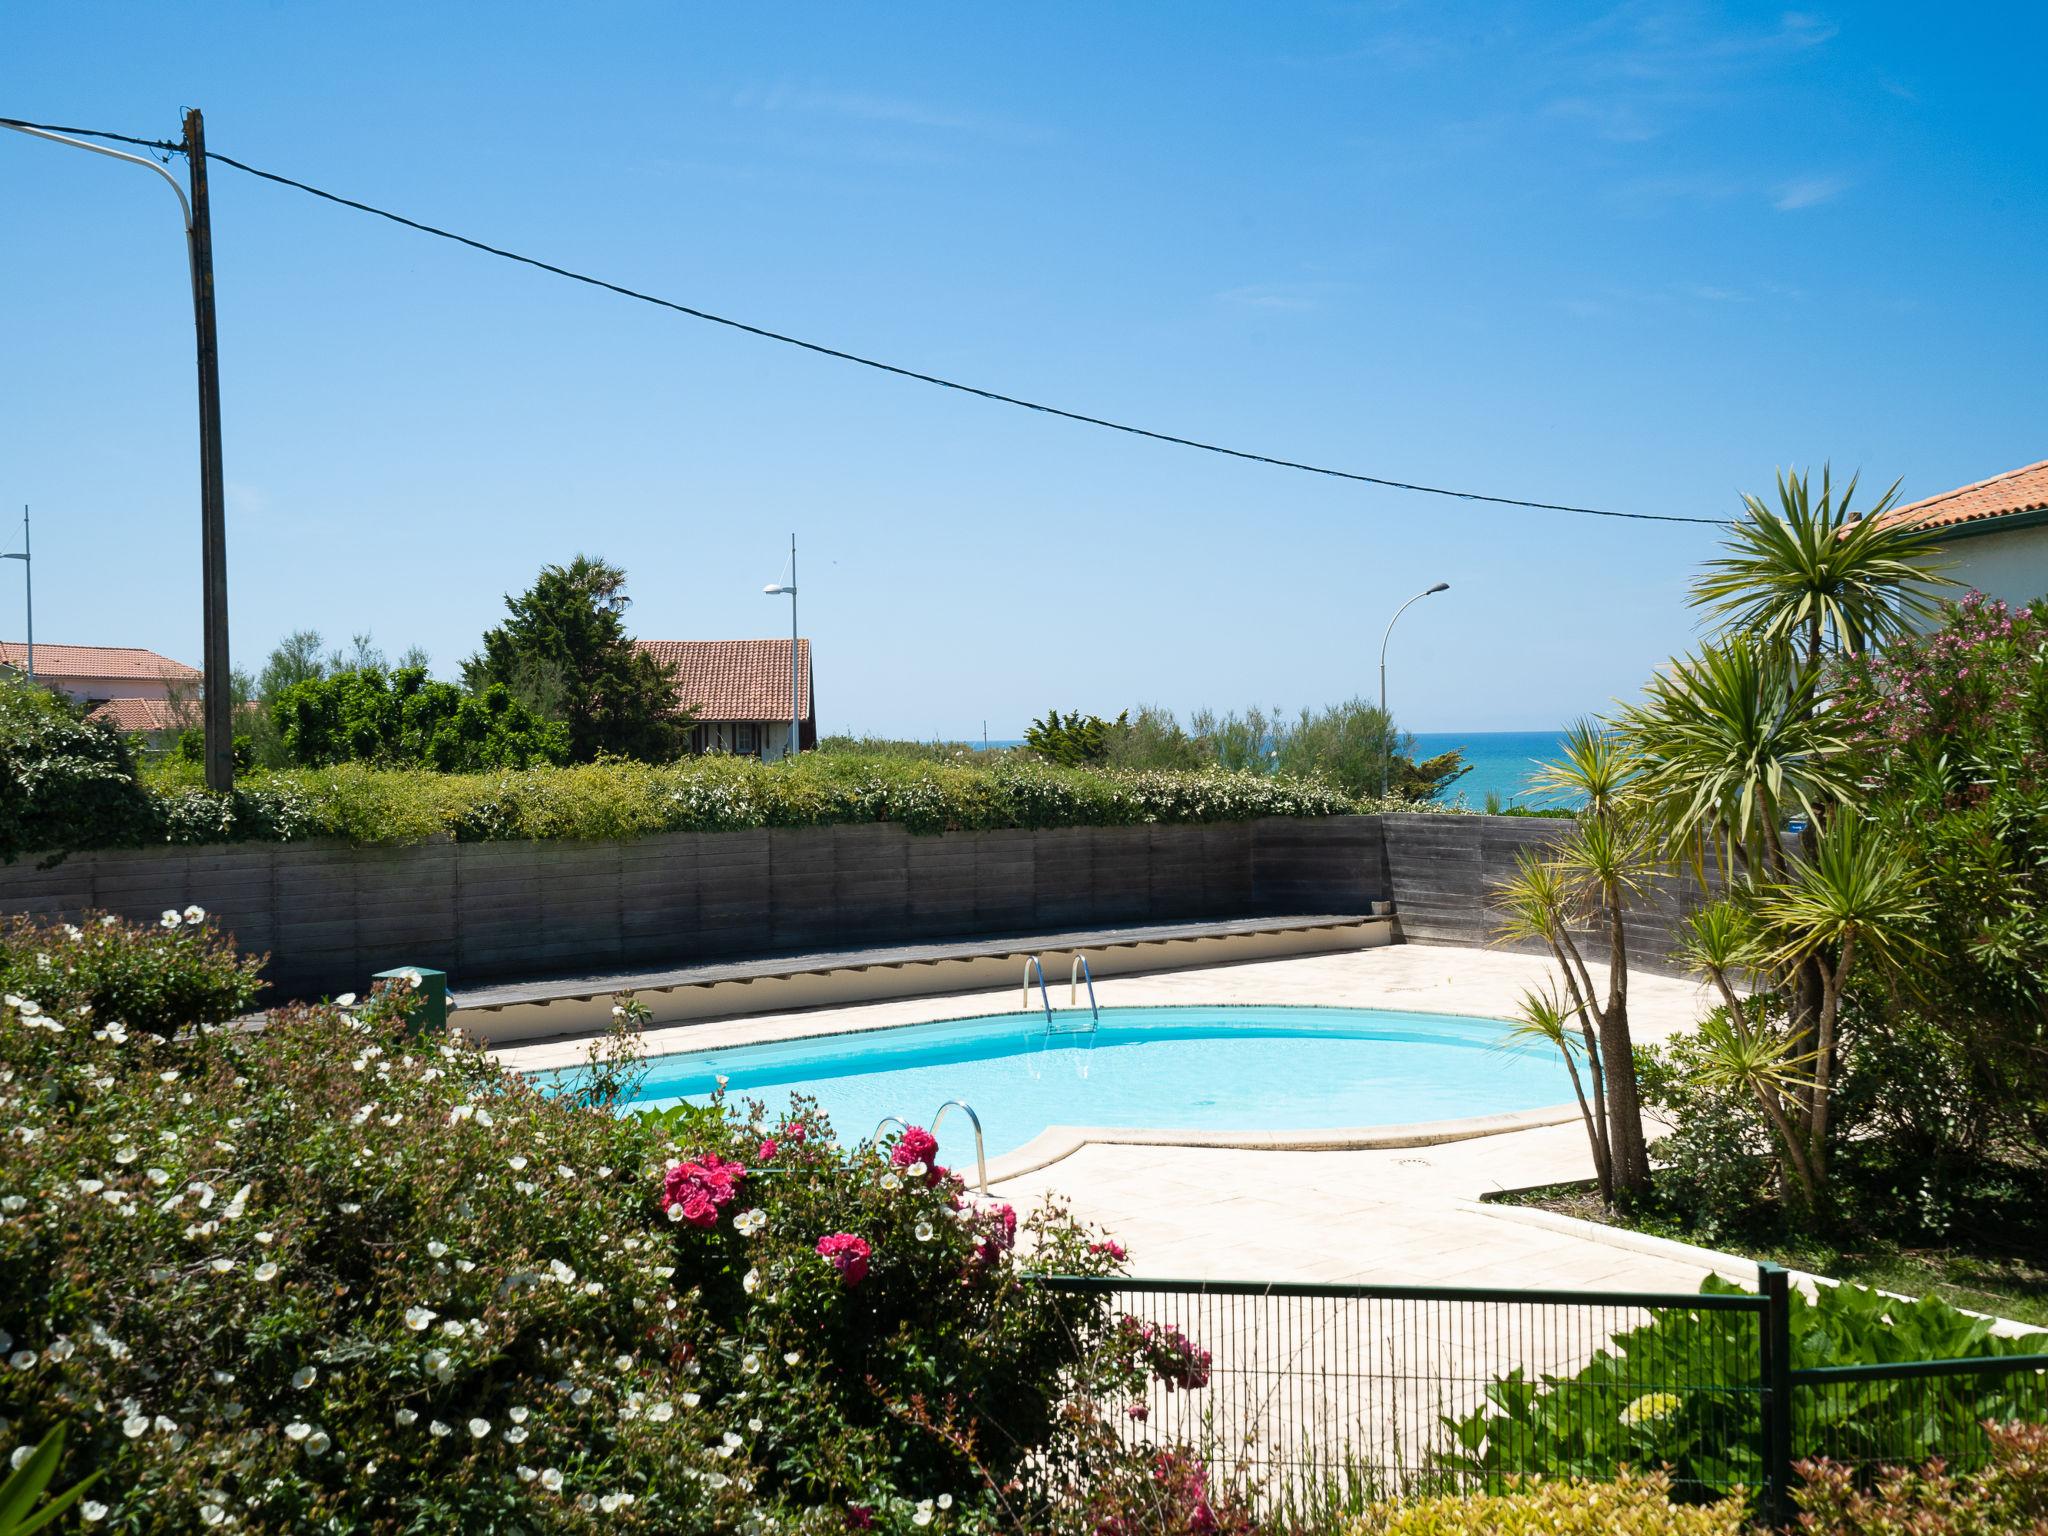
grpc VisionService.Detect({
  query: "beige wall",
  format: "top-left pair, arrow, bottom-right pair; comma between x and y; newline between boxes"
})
1919,523 -> 2048,623
39,674 -> 178,703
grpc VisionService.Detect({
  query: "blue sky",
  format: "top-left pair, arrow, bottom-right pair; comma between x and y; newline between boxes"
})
3,3 -> 2043,736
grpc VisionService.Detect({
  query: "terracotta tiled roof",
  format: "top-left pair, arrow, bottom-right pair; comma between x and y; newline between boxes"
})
0,642 -> 200,682
87,697 -> 186,733
1878,459 -> 2048,533
634,639 -> 812,722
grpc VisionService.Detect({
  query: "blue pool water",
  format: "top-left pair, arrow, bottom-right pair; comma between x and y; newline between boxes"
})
560,1007 -> 1572,1160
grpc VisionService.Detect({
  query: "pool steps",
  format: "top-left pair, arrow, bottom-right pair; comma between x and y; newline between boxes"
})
872,1102 -> 991,1195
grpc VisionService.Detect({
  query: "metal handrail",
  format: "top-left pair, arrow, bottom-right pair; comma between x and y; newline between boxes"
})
873,1104 -> 990,1196
932,1099 -> 990,1194
1021,955 -> 1053,1024
1068,954 -> 1100,1028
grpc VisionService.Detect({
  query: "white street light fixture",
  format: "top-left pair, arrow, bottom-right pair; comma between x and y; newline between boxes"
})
1379,581 -> 1451,799
762,536 -> 799,758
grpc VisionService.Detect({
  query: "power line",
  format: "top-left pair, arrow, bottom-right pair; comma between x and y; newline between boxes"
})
3,114 -> 1726,527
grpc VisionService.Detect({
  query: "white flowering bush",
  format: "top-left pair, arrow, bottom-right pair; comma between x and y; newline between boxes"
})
0,919 -> 1172,1533
0,908 -> 264,1040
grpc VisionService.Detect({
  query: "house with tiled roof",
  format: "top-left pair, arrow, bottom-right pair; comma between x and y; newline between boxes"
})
0,642 -> 199,737
634,638 -> 815,759
1876,458 -> 2048,619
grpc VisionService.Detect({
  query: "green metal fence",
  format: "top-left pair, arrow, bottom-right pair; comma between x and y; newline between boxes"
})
1033,1263 -> 2048,1522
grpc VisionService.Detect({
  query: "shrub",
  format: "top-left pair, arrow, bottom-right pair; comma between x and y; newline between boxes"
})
0,908 -> 265,1039
0,673 -> 156,866
1792,1420 -> 2048,1535
1440,1275 -> 2045,1496
0,917 -> 1170,1532
1350,1469 -> 1746,1535
273,667 -> 568,773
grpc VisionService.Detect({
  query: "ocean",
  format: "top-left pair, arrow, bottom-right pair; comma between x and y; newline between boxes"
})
1409,730 -> 1573,809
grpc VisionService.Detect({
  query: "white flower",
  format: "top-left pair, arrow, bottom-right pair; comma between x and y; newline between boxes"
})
122,1414 -> 148,1439
426,1350 -> 454,1382
908,1160 -> 928,1178
733,1207 -> 767,1237
647,1402 -> 674,1422
336,992 -> 357,1008
81,1501 -> 107,1523
8,1352 -> 35,1371
516,1465 -> 537,1483
199,1503 -> 225,1526
571,1387 -> 592,1407
879,1173 -> 902,1193
429,1419 -> 451,1438
395,1409 -> 418,1426
209,1258 -> 235,1274
255,1230 -> 275,1245
182,904 -> 207,925
426,1240 -> 448,1259
540,1468 -> 563,1492
440,1320 -> 465,1339
404,1307 -> 436,1332
743,1268 -> 760,1294
914,1501 -> 933,1526
504,1424 -> 528,1444
159,910 -> 181,929
254,1262 -> 279,1283
938,1494 -> 953,1509
741,1353 -> 761,1376
284,1421 -> 311,1442
292,1367 -> 316,1390
507,1156 -> 527,1172
548,1259 -> 576,1285
783,1351 -> 800,1366
509,1405 -> 529,1423
306,1430 -> 330,1455
916,1221 -> 935,1242
468,1418 -> 491,1439
721,1430 -> 743,1450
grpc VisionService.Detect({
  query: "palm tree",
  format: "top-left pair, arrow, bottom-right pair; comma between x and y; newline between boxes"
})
1756,814 -> 1931,1181
1690,464 -> 1954,667
1505,982 -> 1610,1202
1502,721 -> 1657,1200
1621,637 -> 1856,880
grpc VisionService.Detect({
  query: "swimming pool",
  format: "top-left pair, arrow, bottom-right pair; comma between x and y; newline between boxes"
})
564,1006 -> 1572,1163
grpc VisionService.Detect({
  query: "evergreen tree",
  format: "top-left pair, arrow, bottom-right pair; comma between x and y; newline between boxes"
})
463,557 -> 692,763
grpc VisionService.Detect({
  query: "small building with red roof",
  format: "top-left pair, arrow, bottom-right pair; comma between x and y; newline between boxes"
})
634,638 -> 815,759
0,641 -> 200,737
1877,458 -> 2048,618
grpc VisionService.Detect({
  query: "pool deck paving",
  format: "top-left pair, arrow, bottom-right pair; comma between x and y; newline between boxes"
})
494,943 -> 1764,1296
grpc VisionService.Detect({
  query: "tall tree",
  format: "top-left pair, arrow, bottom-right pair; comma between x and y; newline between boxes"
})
464,557 -> 692,763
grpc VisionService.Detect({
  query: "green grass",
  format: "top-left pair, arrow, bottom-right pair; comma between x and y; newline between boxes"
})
1491,1181 -> 2048,1328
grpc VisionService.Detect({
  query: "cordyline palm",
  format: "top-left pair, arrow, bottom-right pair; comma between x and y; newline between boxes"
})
1756,814 -> 1931,1182
1498,721 -> 1656,1200
1505,981 -> 1610,1202
1496,852 -> 1611,1196
1621,637 -> 1857,879
1690,464 -> 1954,667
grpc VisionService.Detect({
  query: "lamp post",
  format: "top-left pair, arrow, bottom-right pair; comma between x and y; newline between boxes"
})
762,534 -> 799,758
4,113 -> 233,790
2,507 -> 27,681
1379,581 -> 1450,799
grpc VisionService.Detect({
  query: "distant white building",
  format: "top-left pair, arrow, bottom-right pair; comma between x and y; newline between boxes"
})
1878,458 -> 2048,618
635,638 -> 815,760
0,641 -> 199,737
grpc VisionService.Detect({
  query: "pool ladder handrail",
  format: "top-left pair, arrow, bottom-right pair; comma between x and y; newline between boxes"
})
1021,955 -> 1054,1026
871,1102 -> 989,1195
1058,954 -> 1100,1034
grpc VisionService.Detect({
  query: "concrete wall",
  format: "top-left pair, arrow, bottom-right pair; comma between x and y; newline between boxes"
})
0,816 -> 1389,1001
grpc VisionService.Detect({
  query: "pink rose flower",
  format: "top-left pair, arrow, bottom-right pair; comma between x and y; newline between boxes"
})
817,1232 -> 871,1287
660,1155 -> 745,1229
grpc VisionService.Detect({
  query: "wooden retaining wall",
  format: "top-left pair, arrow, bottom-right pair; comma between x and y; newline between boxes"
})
0,812 -> 1709,999
0,816 -> 1390,1000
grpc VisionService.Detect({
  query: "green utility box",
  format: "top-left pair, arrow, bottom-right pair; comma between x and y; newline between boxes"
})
373,966 -> 449,1034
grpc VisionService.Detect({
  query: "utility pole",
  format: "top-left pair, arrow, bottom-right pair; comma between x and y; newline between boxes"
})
788,534 -> 799,757
2,506 -> 28,680
182,109 -> 233,791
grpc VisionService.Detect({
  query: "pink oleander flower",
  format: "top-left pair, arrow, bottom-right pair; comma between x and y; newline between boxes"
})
1089,1240 -> 1129,1262
660,1155 -> 745,1229
757,1137 -> 780,1162
817,1232 -> 871,1287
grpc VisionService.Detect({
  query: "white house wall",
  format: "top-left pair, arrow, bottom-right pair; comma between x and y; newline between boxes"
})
1920,524 -> 2048,624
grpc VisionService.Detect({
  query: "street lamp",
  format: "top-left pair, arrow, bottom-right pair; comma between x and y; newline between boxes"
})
762,534 -> 799,759
4,113 -> 233,790
1379,581 -> 1450,799
2,507 -> 27,682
